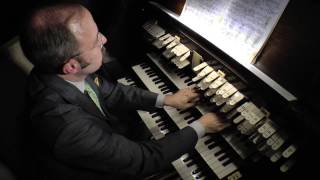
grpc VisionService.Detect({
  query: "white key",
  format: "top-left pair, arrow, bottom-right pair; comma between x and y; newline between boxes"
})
177,51 -> 191,61
233,114 -> 245,124
192,66 -> 214,82
159,33 -> 172,41
136,110 -> 165,140
166,36 -> 180,49
258,119 -> 278,139
227,91 -> 245,106
162,36 -> 176,45
197,79 -> 212,90
205,88 -> 218,97
209,77 -> 227,89
222,85 -> 238,98
216,82 -> 234,95
270,150 -> 282,162
203,70 -> 220,83
280,158 -> 295,172
266,131 -> 288,149
227,171 -> 242,180
143,22 -> 165,38
282,144 -> 297,158
172,56 -> 191,69
171,44 -> 190,56
241,104 -> 265,125
192,62 -> 208,72
172,154 -> 198,180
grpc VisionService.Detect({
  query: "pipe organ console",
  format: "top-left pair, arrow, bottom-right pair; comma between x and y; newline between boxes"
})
113,1 -> 317,179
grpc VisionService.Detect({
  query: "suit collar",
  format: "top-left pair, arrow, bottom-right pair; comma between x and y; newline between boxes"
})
65,79 -> 85,93
35,72 -> 107,120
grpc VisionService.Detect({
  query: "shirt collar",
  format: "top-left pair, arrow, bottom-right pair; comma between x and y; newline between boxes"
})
65,79 -> 85,93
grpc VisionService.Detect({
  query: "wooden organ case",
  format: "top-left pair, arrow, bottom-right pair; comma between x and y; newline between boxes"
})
110,1 -> 319,179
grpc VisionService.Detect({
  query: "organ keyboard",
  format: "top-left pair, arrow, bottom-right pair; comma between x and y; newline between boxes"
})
112,2 -> 308,179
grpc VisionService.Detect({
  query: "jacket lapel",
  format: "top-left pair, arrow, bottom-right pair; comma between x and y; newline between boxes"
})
85,76 -> 110,116
39,74 -> 106,120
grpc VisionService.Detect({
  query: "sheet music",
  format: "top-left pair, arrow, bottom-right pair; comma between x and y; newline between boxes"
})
179,0 -> 289,63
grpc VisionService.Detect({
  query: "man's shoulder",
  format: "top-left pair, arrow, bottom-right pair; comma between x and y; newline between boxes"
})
26,72 -> 65,109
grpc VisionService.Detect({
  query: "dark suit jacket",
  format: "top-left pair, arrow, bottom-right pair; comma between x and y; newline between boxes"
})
26,69 -> 198,180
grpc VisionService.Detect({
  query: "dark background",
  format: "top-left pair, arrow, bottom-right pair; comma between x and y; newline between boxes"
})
0,0 -> 319,179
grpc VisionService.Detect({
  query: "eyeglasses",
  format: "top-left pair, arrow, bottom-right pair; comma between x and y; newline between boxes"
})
68,32 -> 104,60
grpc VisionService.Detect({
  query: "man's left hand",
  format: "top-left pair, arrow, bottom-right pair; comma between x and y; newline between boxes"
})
164,88 -> 200,109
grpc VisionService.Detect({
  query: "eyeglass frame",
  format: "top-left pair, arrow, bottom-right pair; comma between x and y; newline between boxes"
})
58,31 -> 104,72
68,31 -> 104,60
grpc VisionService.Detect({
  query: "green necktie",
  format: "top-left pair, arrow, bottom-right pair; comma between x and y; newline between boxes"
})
85,82 -> 105,115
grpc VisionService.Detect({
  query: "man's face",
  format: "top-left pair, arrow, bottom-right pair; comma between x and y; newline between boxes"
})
70,9 -> 107,75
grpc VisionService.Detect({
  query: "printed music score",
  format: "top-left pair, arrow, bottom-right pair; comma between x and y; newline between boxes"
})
179,0 -> 289,64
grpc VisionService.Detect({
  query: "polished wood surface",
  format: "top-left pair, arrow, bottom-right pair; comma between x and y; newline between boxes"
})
255,0 -> 319,110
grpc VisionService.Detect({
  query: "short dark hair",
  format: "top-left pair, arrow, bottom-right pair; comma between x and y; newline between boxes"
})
20,3 -> 85,74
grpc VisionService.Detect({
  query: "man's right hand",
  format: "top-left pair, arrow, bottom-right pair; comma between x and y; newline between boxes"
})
199,113 -> 229,133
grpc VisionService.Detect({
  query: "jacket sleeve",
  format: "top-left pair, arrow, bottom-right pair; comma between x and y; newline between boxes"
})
49,105 -> 198,176
99,77 -> 159,111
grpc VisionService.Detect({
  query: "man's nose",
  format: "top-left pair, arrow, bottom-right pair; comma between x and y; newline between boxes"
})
101,33 -> 107,45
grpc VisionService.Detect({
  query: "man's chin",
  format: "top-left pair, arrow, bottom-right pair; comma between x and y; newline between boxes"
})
101,46 -> 109,63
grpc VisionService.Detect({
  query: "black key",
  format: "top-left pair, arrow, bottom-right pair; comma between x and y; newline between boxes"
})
179,109 -> 190,114
155,119 -> 163,123
149,73 -> 157,77
176,71 -> 185,76
174,69 -> 181,73
184,78 -> 192,83
187,81 -> 196,86
162,89 -> 171,94
192,168 -> 201,175
140,64 -> 149,69
182,156 -> 192,163
214,149 -> 224,157
157,121 -> 166,127
160,87 -> 170,92
207,142 -> 218,150
194,172 -> 204,179
145,69 -> 153,73
149,111 -> 158,114
187,118 -> 197,124
153,79 -> 163,84
179,74 -> 189,78
204,138 -> 215,145
151,113 -> 159,118
217,153 -> 228,161
146,71 -> 156,76
152,77 -> 161,82
222,158 -> 233,166
184,114 -> 194,120
160,126 -> 168,130
158,84 -> 167,88
185,160 -> 195,167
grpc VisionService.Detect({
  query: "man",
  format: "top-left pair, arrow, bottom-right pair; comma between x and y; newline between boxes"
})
19,3 -> 228,180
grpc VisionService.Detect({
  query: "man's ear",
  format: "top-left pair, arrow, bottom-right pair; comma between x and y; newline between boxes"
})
61,59 -> 81,74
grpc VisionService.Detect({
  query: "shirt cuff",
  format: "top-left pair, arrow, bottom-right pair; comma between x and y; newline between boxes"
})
155,94 -> 165,108
189,120 -> 206,139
